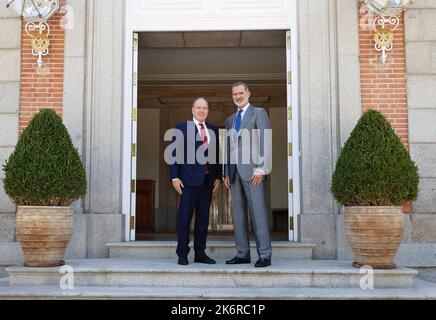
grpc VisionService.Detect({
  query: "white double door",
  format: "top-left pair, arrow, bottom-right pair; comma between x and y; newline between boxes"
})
122,0 -> 300,242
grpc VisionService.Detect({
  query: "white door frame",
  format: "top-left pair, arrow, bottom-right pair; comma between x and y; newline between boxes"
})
122,0 -> 301,242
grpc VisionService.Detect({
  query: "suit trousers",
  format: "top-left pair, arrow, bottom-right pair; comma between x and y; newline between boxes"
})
176,175 -> 212,258
231,170 -> 272,260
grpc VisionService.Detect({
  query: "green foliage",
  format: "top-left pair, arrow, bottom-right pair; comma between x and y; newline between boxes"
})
3,109 -> 87,206
331,109 -> 419,206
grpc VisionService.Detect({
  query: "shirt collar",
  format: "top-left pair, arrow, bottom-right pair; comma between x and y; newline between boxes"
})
237,103 -> 250,114
192,118 -> 205,127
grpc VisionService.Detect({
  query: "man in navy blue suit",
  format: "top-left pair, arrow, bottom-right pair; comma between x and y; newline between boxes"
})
169,97 -> 222,265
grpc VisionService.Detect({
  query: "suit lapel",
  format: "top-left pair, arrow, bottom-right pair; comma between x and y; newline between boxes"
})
226,114 -> 235,142
187,121 -> 202,147
238,105 -> 254,137
230,113 -> 237,130
205,122 -> 214,146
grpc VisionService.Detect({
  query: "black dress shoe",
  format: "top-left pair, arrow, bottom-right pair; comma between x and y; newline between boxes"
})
225,256 -> 251,264
194,255 -> 216,264
255,258 -> 271,268
178,257 -> 188,265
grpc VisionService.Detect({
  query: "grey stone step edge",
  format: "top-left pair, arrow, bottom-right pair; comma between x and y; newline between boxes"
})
1,280 -> 436,300
106,241 -> 316,259
5,259 -> 418,289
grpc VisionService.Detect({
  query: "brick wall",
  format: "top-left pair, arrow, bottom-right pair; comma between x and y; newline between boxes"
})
358,1 -> 409,149
358,1 -> 410,212
19,9 -> 65,132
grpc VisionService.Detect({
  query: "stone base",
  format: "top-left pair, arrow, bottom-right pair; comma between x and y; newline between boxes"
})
0,242 -> 24,265
411,213 -> 436,242
300,213 -> 337,259
0,266 -> 8,278
0,213 -> 16,242
6,259 -> 417,289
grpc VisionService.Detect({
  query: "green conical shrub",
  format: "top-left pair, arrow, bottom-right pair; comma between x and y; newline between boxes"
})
331,109 -> 419,206
3,109 -> 87,206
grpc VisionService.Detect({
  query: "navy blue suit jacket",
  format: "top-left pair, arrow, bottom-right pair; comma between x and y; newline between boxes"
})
169,121 -> 222,187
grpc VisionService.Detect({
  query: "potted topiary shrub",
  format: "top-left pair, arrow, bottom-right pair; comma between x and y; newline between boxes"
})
2,109 -> 87,267
331,109 -> 419,269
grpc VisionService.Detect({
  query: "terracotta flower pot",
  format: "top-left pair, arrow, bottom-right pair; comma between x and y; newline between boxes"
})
16,206 -> 74,267
344,206 -> 404,269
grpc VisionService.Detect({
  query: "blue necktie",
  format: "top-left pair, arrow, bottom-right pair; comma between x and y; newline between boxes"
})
235,110 -> 243,132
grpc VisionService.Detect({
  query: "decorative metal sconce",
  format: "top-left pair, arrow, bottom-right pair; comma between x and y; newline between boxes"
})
6,0 -> 60,68
364,0 -> 413,64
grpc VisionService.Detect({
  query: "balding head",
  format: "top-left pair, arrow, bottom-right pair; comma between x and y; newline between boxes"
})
192,97 -> 209,123
192,97 -> 208,108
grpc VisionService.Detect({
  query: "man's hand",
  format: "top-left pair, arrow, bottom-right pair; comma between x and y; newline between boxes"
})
172,179 -> 184,195
251,172 -> 264,187
224,176 -> 231,190
212,179 -> 221,193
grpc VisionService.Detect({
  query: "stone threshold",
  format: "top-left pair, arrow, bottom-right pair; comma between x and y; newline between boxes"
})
107,241 -> 315,260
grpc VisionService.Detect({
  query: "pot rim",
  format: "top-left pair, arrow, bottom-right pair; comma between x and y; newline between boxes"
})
344,206 -> 403,209
17,205 -> 72,209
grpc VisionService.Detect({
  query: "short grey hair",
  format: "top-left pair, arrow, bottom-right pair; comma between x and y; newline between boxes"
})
232,81 -> 249,92
192,97 -> 209,108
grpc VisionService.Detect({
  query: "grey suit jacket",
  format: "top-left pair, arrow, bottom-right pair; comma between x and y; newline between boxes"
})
225,105 -> 272,182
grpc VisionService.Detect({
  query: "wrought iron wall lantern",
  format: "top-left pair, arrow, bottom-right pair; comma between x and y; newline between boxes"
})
364,0 -> 413,64
6,0 -> 60,68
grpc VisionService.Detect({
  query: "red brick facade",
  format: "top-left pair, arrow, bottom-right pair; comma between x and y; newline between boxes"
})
19,9 -> 65,132
358,1 -> 409,149
358,1 -> 410,212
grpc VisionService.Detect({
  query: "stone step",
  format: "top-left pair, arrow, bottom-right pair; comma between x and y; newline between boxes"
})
6,258 -> 417,289
0,277 -> 9,287
1,280 -> 436,300
106,241 -> 315,260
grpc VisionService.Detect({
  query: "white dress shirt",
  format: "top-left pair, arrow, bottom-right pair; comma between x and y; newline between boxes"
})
193,118 -> 210,143
235,104 -> 265,176
234,104 -> 250,128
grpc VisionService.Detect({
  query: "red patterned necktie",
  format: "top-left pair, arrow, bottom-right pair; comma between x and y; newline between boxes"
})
199,123 -> 209,173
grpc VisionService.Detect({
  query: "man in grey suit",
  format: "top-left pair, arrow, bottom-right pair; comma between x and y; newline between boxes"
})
224,82 -> 272,268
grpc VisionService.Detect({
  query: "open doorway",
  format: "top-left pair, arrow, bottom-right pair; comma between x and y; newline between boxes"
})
134,31 -> 289,240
